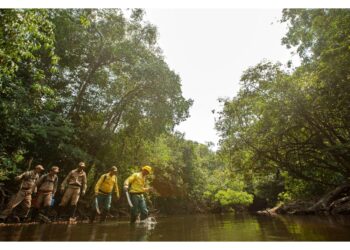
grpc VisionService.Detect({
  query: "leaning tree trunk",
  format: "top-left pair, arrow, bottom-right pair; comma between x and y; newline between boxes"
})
257,184 -> 350,216
308,184 -> 350,214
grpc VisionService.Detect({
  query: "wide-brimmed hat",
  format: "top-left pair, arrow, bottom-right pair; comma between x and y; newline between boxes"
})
142,165 -> 152,174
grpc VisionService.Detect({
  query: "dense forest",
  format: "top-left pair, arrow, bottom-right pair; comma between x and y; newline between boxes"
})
1,9 -> 350,216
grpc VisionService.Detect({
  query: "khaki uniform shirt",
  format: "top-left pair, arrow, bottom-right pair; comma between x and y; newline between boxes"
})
36,173 -> 58,194
17,170 -> 40,192
61,169 -> 87,193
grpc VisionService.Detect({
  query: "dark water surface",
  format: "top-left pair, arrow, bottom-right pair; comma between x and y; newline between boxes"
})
1,213 -> 350,241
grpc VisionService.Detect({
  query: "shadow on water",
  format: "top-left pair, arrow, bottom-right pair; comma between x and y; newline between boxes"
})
1,214 -> 350,241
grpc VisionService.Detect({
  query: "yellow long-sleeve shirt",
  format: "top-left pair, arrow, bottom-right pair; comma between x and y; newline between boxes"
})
124,172 -> 146,193
95,173 -> 119,198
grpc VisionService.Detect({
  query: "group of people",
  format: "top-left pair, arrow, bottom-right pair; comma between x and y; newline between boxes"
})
0,162 -> 153,224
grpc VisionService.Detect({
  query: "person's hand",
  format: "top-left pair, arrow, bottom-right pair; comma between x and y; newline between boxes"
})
15,176 -> 21,181
60,187 -> 65,194
81,191 -> 86,197
123,186 -> 129,192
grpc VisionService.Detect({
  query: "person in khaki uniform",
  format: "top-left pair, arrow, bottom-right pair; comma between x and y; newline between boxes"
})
57,162 -> 87,219
0,165 -> 44,221
31,166 -> 59,220
90,166 -> 120,223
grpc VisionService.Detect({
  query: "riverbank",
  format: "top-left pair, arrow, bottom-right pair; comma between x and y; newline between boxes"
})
257,184 -> 350,216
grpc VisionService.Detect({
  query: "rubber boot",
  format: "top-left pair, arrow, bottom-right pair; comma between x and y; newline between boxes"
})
56,205 -> 65,221
130,214 -> 137,224
31,208 -> 39,221
42,206 -> 50,216
89,210 -> 97,223
140,212 -> 148,221
39,206 -> 51,223
100,211 -> 107,223
0,214 -> 6,223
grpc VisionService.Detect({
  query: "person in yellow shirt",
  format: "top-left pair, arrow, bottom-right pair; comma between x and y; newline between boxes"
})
123,165 -> 152,224
90,166 -> 120,223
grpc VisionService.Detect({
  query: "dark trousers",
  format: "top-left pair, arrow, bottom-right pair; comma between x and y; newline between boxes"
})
130,193 -> 148,223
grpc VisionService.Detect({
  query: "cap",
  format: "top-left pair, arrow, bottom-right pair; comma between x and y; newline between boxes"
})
78,162 -> 86,168
35,165 -> 44,171
110,166 -> 118,172
51,166 -> 59,173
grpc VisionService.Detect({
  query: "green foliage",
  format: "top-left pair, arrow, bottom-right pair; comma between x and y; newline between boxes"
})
0,9 -> 238,213
216,9 -> 350,205
5,8 -> 349,213
201,168 -> 253,210
0,9 -> 61,173
278,171 -> 327,202
0,9 -> 192,179
214,189 -> 253,207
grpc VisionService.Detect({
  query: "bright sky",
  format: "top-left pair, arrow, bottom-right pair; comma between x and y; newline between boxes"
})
145,9 -> 300,149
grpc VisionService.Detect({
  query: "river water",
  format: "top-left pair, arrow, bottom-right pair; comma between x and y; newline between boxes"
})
1,213 -> 350,241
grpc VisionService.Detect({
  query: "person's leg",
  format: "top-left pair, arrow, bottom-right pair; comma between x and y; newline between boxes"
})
104,194 -> 112,212
43,193 -> 52,208
90,195 -> 101,223
69,188 -> 80,218
31,193 -> 43,220
19,192 -> 32,221
41,193 -> 52,217
100,194 -> 112,222
57,188 -> 72,219
130,194 -> 140,223
139,195 -> 149,221
89,208 -> 98,223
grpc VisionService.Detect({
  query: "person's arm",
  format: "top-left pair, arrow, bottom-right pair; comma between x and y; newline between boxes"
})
123,173 -> 136,190
81,172 -> 87,195
114,176 -> 120,199
15,171 -> 28,181
94,175 -> 104,195
143,181 -> 151,192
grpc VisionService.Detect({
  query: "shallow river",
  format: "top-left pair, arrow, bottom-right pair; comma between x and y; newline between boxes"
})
1,213 -> 350,241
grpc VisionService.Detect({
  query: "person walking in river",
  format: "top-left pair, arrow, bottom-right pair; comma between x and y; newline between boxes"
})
57,162 -> 87,221
90,166 -> 120,223
123,165 -> 153,224
0,165 -> 45,222
31,166 -> 59,221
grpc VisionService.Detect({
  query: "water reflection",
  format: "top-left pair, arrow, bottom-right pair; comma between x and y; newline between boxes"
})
1,214 -> 350,241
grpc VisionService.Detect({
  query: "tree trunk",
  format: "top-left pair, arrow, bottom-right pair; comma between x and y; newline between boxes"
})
308,184 -> 350,212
